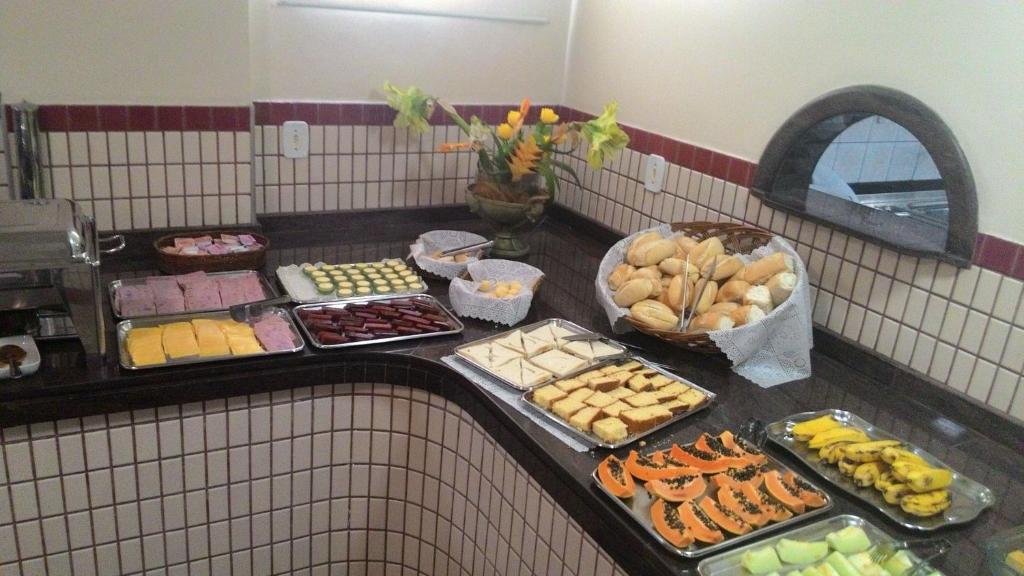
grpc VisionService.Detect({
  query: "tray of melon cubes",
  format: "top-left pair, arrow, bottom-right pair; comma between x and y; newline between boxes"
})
593,430 -> 833,559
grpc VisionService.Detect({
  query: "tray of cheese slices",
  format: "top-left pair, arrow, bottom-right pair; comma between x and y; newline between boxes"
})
524,358 -> 715,448
454,319 -> 627,390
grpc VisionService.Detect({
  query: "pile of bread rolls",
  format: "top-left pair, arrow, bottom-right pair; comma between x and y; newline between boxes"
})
607,231 -> 797,334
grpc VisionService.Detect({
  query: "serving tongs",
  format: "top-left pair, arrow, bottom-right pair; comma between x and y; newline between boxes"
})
229,295 -> 292,323
562,332 -> 647,352
677,251 -> 717,332
439,240 -> 494,258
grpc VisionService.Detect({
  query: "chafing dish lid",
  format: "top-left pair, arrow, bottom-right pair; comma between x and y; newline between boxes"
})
0,199 -> 94,267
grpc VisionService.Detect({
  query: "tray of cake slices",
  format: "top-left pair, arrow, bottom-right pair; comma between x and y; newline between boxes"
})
593,430 -> 833,559
117,307 -> 304,370
276,259 -> 428,304
453,319 -> 627,391
522,357 -> 714,448
109,270 -> 277,320
292,294 -> 464,349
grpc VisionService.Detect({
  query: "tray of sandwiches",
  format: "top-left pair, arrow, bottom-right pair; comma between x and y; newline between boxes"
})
454,319 -> 627,390
593,430 -> 833,559
276,259 -> 427,304
292,294 -> 463,348
117,307 -> 304,369
109,270 -> 277,320
523,357 -> 714,448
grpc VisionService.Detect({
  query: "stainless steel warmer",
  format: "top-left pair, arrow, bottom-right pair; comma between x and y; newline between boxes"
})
0,198 -> 124,358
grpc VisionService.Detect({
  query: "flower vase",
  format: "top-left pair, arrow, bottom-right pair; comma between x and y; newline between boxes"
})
465,176 -> 548,258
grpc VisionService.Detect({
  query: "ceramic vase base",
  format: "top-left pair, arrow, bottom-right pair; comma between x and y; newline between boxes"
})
490,233 -> 530,258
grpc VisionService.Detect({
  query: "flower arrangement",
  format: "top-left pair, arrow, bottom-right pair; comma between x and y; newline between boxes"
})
383,83 -> 629,205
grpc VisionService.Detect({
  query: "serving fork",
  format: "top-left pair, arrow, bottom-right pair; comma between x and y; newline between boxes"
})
868,537 -> 951,574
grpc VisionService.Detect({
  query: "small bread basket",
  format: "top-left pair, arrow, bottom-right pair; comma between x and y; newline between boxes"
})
449,260 -> 544,326
410,230 -> 489,279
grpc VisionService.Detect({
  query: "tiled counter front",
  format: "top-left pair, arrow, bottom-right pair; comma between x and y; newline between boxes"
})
0,383 -> 626,576
552,107 -> 1024,423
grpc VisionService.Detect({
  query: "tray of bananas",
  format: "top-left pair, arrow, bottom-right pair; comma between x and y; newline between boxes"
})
766,409 -> 994,531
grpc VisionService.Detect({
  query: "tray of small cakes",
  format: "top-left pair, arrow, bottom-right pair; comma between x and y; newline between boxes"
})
453,319 -> 627,391
523,357 -> 715,448
292,294 -> 463,348
276,259 -> 428,304
593,430 -> 833,559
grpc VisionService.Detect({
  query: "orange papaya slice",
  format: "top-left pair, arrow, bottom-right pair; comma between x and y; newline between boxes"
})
598,455 -> 635,499
650,498 -> 695,549
625,450 -> 694,481
739,482 -> 793,523
669,443 -> 735,474
783,470 -> 827,508
711,464 -> 767,489
699,496 -> 753,535
677,501 -> 725,544
763,470 -> 807,513
718,430 -> 768,466
694,433 -> 755,467
717,485 -> 770,527
645,472 -> 707,502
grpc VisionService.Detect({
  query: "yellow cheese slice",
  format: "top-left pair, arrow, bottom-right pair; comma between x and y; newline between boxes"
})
192,318 -> 230,357
227,335 -> 263,356
126,326 -> 166,366
161,322 -> 199,359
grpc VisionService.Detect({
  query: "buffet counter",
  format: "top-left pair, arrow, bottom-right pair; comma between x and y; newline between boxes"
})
0,207 -> 1020,575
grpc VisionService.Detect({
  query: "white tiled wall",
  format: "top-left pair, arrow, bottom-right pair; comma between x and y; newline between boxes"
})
5,131 -> 253,231
0,384 -> 628,576
254,125 -> 476,215
555,140 -> 1024,423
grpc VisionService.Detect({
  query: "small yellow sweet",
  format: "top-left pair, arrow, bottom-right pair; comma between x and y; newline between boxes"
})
479,280 -> 492,292
494,283 -> 510,298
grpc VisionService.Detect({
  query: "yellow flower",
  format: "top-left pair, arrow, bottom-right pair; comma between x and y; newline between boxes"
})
507,110 -> 522,125
539,108 -> 559,124
496,123 -> 514,140
508,135 -> 542,181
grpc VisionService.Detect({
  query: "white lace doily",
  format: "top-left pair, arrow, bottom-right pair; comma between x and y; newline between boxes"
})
409,230 -> 488,279
595,227 -> 812,387
449,260 -> 545,326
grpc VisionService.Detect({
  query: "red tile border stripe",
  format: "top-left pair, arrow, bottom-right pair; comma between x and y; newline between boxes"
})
4,105 -> 250,132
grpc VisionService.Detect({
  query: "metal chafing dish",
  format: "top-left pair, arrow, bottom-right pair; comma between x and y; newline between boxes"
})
0,199 -> 125,358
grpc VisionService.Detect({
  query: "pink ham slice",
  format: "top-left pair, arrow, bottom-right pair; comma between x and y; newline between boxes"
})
115,285 -> 157,317
184,278 -> 222,311
253,316 -> 295,352
176,271 -> 208,289
216,276 -> 249,307
146,277 -> 185,314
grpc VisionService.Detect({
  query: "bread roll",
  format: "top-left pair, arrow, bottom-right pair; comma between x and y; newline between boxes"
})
630,299 -> 679,331
689,237 -> 725,268
730,304 -> 767,327
709,301 -> 740,314
688,312 -> 735,333
628,265 -> 662,283
700,254 -> 744,281
614,278 -> 656,307
716,279 -> 751,303
744,252 -> 794,285
667,274 -> 692,313
628,238 -> 677,267
743,285 -> 774,313
658,257 -> 698,278
689,279 -> 718,315
626,232 -> 662,263
607,263 -> 635,291
766,271 -> 797,305
674,235 -> 699,256
731,266 -> 748,282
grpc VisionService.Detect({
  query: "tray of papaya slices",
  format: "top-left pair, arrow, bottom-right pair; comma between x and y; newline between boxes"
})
766,410 -> 995,531
593,430 -> 833,559
696,514 -> 945,575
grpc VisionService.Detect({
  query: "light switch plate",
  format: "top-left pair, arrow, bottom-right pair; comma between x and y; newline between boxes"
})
644,154 -> 666,193
281,121 -> 309,158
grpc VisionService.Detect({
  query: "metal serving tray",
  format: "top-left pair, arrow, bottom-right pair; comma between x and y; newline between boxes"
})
453,319 -> 626,391
697,514 -> 933,575
521,357 -> 716,449
275,262 -> 428,304
292,294 -> 463,349
592,434 -> 833,559
767,409 -> 995,531
117,307 -> 304,370
109,270 -> 278,320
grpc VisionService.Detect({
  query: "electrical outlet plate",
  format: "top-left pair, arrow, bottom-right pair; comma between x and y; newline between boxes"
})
281,120 -> 309,159
644,154 -> 666,193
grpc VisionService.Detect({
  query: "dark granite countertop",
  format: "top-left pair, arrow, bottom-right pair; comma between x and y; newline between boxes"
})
0,206 -> 1019,575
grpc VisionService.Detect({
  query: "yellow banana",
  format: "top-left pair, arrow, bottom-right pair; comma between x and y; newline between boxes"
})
874,471 -> 897,492
883,482 -> 912,505
792,415 -> 841,441
905,467 -> 953,493
818,442 -> 845,462
808,426 -> 870,449
838,457 -> 859,477
853,461 -> 888,488
828,443 -> 851,464
891,459 -> 933,482
880,447 -> 927,466
842,440 -> 903,463
900,490 -> 951,517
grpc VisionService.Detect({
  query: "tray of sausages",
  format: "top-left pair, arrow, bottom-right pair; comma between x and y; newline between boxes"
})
292,294 -> 464,348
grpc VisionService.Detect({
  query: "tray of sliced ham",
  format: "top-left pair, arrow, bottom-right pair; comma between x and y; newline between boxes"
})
109,270 -> 278,320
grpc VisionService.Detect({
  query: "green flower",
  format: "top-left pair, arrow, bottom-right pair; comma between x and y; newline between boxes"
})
581,101 -> 630,169
382,82 -> 434,134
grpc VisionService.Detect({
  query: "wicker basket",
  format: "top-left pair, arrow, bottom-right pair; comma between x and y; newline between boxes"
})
621,221 -> 773,354
154,231 -> 269,274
